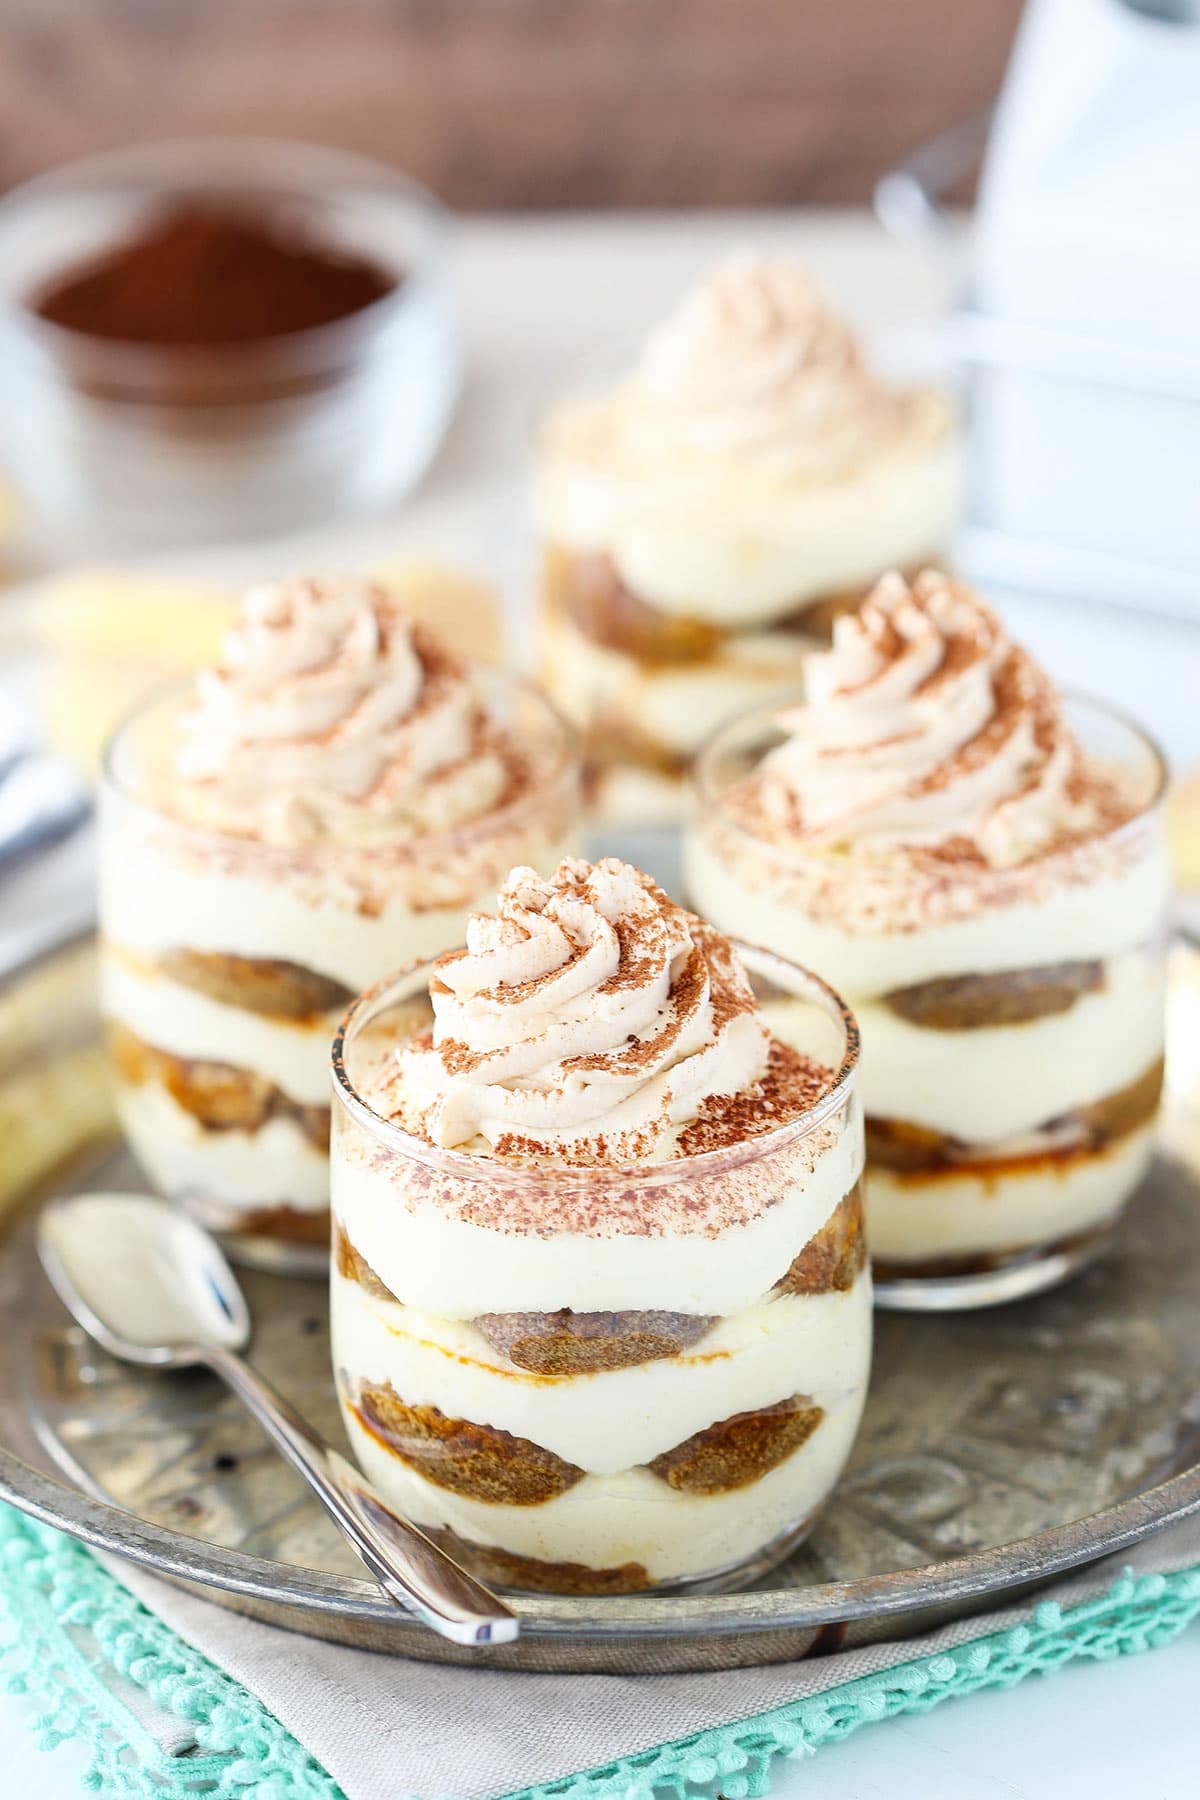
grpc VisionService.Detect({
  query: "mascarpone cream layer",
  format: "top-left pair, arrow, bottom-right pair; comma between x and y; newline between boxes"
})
685,825 -> 1169,994
331,1270 -> 870,1473
868,1124 -> 1155,1265
102,953 -> 333,1105
341,1380 -> 867,1583
99,825 -> 576,995
538,438 -> 961,627
855,950 -> 1165,1143
113,1082 -> 329,1212
332,1120 -> 861,1320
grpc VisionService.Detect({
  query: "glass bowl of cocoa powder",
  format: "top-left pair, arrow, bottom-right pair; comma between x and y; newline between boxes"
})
0,138 -> 459,548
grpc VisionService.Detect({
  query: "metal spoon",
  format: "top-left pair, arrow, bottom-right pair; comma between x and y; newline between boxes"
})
38,1192 -> 520,1647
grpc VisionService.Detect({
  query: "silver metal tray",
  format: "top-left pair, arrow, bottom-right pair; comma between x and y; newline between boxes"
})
3,942 -> 1200,1674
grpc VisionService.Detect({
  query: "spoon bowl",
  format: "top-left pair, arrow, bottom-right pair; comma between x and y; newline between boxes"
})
39,1192 -> 250,1365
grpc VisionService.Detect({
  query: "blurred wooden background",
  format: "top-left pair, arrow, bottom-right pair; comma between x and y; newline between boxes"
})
0,0 -> 1022,208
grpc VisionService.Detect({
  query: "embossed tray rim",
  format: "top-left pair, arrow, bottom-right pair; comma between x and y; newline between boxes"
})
4,925 -> 1200,1666
3,1439 -> 1200,1642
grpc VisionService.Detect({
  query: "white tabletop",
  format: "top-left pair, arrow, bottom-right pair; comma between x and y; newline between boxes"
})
3,208 -> 1196,1798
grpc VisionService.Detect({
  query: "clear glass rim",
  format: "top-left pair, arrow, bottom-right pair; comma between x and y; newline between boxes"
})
0,135 -> 449,380
690,686 -> 1169,880
330,939 -> 861,1187
100,661 -> 581,866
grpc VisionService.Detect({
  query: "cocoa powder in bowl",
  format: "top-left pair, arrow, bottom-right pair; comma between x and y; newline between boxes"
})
0,141 -> 454,542
31,202 -> 398,346
26,201 -> 401,405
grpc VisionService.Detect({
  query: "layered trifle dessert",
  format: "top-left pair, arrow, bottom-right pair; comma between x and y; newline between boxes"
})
686,570 -> 1171,1306
99,576 -> 579,1270
331,855 -> 870,1593
535,255 -> 962,822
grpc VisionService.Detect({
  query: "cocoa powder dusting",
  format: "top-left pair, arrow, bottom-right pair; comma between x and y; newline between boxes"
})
678,1040 -> 831,1156
567,945 -> 707,1075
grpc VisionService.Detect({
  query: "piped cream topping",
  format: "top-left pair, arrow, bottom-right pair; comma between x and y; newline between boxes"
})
750,570 -> 1144,869
171,577 -> 508,846
633,256 -> 924,476
380,856 -> 787,1165
545,256 -> 952,490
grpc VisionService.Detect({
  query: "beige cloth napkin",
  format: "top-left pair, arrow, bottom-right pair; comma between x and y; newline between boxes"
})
105,1514 -> 1200,1800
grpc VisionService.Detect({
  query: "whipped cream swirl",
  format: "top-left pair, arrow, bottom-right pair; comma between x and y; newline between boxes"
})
393,856 -> 771,1163
617,256 -> 935,480
172,578 -> 508,846
755,570 -> 1125,868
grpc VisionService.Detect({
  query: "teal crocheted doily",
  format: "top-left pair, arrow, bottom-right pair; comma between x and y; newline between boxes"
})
1,1501 -> 1198,1800
0,1507 -> 338,1799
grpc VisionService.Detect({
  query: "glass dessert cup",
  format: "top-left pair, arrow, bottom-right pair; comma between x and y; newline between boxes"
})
0,138 -> 458,549
686,696 -> 1171,1312
330,946 -> 870,1597
97,670 -> 580,1277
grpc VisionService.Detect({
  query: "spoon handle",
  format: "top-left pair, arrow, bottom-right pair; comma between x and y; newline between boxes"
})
200,1341 -> 519,1647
